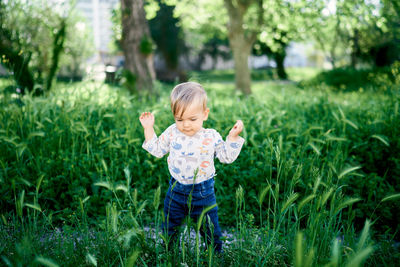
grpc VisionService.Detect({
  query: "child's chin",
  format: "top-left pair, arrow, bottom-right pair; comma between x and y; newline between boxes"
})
183,130 -> 196,136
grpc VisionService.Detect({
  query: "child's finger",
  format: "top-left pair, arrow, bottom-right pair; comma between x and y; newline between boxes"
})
141,112 -> 152,117
233,120 -> 242,129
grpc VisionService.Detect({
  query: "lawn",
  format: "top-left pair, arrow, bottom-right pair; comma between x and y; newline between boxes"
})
0,68 -> 399,266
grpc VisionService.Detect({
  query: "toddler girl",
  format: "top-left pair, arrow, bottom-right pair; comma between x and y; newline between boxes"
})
139,82 -> 244,253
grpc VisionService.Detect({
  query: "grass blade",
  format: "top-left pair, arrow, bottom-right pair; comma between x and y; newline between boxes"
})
298,194 -> 315,213
115,184 -> 128,193
126,249 -> 141,267
330,238 -> 340,267
308,142 -> 321,155
124,166 -> 131,188
28,131 -> 45,139
153,186 -> 161,211
258,185 -> 271,205
334,198 -> 361,214
86,253 -> 97,266
197,204 -> 218,232
281,192 -> 299,213
295,231 -> 303,267
356,220 -> 371,252
381,193 -> 400,202
34,256 -> 59,267
338,166 -> 362,180
371,134 -> 389,147
24,203 -> 42,212
94,181 -> 113,191
344,247 -> 373,267
344,119 -> 358,130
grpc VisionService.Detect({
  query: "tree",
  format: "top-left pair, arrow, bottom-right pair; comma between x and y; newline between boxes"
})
0,0 -> 83,94
167,0 -> 230,71
309,0 -> 397,69
198,36 -> 231,70
257,1 -> 307,79
223,0 -> 263,95
148,0 -> 187,82
0,1 -> 34,94
169,0 -> 303,90
335,0 -> 378,68
58,11 -> 95,81
169,0 -> 259,94
306,0 -> 346,68
368,0 -> 400,66
120,0 -> 155,93
46,19 -> 67,92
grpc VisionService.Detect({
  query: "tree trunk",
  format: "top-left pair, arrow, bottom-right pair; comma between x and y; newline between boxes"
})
121,0 -> 155,93
273,51 -> 287,80
0,29 -> 34,94
46,19 -> 66,92
224,0 -> 257,95
329,48 -> 337,69
350,29 -> 359,68
230,34 -> 252,94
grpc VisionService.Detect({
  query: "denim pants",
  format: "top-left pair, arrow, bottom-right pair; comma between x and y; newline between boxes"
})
162,177 -> 223,252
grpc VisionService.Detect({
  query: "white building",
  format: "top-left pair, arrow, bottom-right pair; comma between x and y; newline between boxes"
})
75,0 -> 121,80
76,0 -> 119,58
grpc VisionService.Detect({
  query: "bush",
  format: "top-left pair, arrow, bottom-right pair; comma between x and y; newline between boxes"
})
299,66 -> 397,92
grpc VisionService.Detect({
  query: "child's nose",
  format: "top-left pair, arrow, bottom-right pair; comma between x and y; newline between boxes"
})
183,121 -> 190,127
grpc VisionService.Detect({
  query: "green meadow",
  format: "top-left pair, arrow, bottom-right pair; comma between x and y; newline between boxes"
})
0,68 -> 399,266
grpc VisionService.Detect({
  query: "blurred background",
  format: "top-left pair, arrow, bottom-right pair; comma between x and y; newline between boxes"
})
1,0 -> 399,94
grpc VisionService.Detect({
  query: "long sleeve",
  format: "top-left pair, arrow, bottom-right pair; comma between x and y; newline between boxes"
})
142,125 -> 172,158
214,131 -> 245,164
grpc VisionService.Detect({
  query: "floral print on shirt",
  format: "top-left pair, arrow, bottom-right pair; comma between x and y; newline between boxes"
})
142,124 -> 244,184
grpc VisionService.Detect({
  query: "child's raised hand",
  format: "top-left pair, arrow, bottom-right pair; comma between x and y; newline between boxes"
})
139,112 -> 155,129
228,120 -> 244,141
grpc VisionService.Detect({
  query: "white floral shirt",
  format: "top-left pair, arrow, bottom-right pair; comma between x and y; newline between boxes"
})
142,124 -> 245,184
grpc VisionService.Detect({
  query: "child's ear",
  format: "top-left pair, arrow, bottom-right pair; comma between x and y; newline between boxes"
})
204,108 -> 210,120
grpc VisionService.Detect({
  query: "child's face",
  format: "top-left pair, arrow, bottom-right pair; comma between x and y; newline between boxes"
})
174,103 -> 209,136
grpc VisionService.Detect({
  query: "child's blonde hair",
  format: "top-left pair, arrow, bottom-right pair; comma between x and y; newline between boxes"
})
170,82 -> 207,117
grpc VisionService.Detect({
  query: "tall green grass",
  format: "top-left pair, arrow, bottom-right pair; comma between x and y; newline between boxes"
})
0,74 -> 399,265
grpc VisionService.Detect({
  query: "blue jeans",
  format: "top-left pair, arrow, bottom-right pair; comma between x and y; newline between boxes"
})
162,177 -> 223,252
